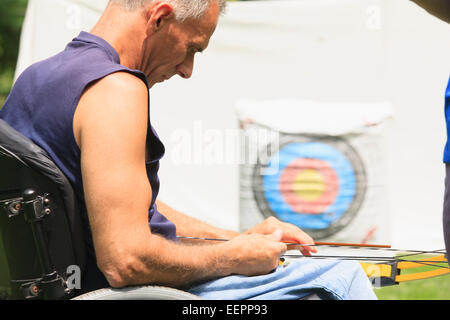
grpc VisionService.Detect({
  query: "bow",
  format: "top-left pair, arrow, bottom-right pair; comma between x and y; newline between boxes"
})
177,236 -> 449,287
282,248 -> 449,287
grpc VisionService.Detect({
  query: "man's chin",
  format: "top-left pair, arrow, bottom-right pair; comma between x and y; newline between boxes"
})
150,79 -> 167,87
148,80 -> 159,88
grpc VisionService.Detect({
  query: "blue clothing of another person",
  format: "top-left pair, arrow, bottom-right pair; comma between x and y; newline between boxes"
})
443,77 -> 450,263
442,77 -> 450,163
187,258 -> 377,300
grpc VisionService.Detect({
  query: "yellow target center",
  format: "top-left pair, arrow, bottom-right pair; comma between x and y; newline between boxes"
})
293,169 -> 326,201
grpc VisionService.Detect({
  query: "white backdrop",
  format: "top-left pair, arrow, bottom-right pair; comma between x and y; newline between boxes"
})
14,0 -> 450,250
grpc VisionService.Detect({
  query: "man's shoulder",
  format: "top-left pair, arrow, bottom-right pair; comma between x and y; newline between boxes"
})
95,71 -> 148,96
79,71 -> 149,112
73,71 -> 149,149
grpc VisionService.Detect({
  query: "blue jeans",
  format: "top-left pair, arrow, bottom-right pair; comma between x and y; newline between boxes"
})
187,258 -> 377,300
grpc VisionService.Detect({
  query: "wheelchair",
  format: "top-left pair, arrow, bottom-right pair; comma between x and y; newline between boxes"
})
0,119 -> 200,300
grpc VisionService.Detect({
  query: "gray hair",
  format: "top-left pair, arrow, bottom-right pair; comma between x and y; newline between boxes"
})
110,0 -> 226,21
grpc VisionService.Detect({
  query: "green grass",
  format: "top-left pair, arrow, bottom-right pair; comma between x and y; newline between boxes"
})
374,255 -> 450,300
375,274 -> 450,300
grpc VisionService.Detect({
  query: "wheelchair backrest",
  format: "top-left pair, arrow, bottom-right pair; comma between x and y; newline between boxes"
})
0,119 -> 86,299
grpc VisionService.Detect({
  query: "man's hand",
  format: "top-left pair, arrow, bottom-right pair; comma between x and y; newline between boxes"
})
221,230 -> 287,276
244,217 -> 318,256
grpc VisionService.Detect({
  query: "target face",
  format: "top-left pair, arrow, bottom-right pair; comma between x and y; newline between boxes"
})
253,135 -> 367,239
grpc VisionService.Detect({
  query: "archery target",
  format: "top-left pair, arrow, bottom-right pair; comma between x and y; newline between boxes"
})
253,135 -> 367,239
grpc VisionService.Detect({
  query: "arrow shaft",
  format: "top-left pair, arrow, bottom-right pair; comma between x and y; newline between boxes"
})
176,236 -> 391,248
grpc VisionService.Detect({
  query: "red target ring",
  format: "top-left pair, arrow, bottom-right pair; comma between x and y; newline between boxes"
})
279,158 -> 339,214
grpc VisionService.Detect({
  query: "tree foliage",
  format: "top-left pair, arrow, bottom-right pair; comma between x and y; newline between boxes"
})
0,0 -> 28,105
0,0 -> 28,72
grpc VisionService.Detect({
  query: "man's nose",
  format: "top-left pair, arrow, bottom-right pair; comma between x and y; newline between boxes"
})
176,57 -> 194,79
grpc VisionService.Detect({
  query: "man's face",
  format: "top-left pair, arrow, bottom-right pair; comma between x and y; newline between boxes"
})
142,2 -> 220,87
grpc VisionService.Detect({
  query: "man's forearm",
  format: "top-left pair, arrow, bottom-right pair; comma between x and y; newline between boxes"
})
102,233 -> 233,288
410,0 -> 450,23
155,200 -> 239,240
100,229 -> 287,289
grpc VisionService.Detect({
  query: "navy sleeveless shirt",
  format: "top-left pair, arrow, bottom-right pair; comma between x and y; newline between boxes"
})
0,31 -> 177,293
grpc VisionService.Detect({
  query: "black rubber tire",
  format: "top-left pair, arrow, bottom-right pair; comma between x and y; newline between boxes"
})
72,285 -> 202,300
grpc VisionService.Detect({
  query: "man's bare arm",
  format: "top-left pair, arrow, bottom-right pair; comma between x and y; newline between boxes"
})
155,200 -> 239,240
73,72 -> 287,288
155,200 -> 317,255
410,0 -> 450,23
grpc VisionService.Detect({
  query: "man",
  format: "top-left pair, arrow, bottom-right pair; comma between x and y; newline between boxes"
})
409,0 -> 450,263
0,0 -> 376,299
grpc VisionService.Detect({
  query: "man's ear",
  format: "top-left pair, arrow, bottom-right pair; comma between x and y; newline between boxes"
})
144,3 -> 175,35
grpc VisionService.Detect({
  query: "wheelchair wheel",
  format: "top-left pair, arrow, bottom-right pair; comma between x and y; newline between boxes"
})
72,285 -> 202,300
